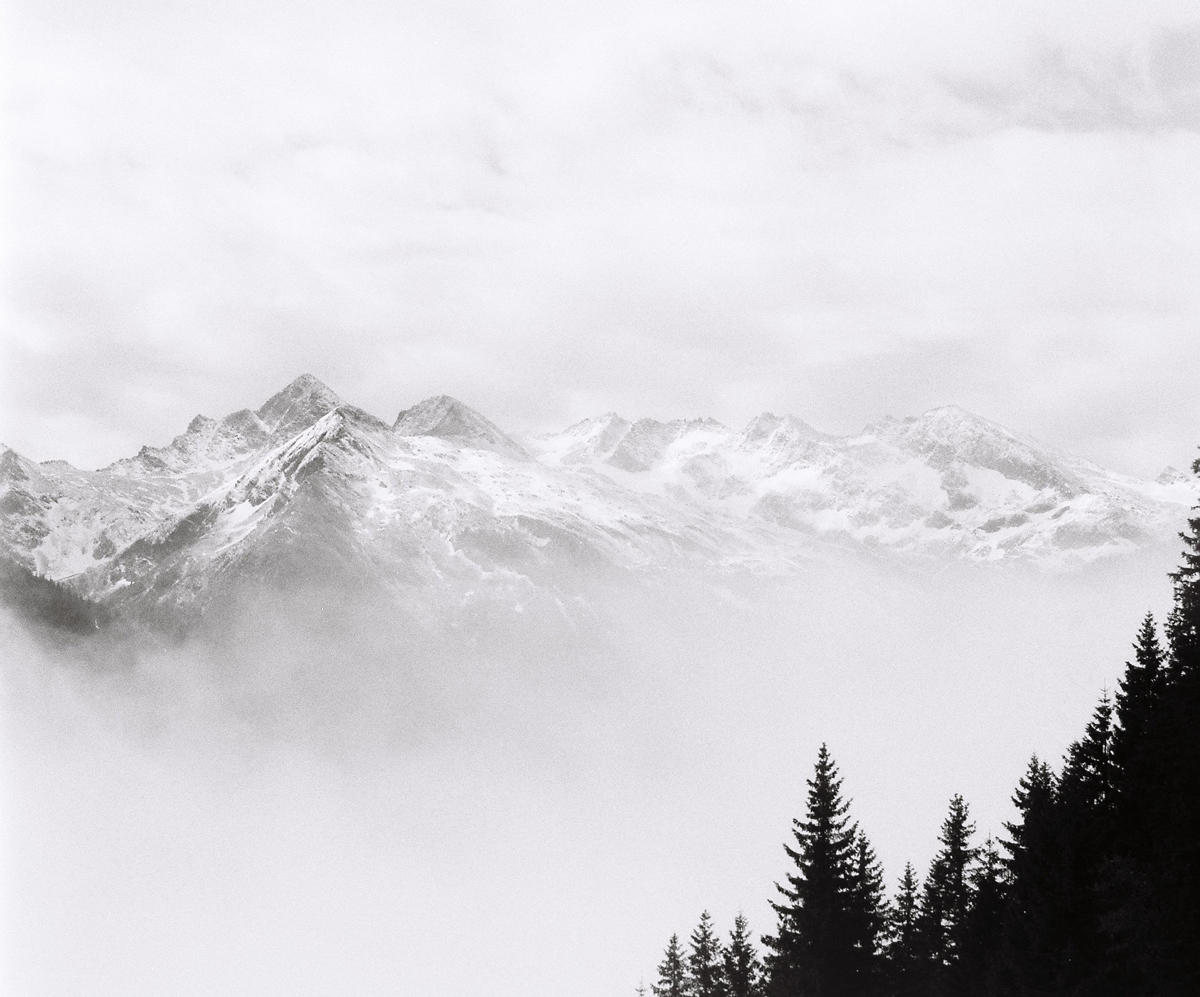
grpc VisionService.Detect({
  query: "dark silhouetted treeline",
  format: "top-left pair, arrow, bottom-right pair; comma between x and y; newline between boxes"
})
0,556 -> 110,635
646,471 -> 1200,996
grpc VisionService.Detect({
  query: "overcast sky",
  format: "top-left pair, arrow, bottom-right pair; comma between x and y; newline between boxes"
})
2,0 -> 1199,475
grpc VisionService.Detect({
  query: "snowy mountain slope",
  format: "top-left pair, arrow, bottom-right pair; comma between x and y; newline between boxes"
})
2,375 -> 1196,629
0,376 -> 347,582
394,395 -> 528,460
16,385 -> 803,624
532,405 -> 1197,566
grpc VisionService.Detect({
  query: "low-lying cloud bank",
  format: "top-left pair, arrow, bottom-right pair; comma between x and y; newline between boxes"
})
0,551 -> 1179,996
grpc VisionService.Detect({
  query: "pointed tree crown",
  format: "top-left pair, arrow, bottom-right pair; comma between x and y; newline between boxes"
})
1167,453 -> 1200,671
1115,612 -> 1165,739
774,743 -> 857,915
652,934 -> 688,997
687,911 -> 726,997
724,912 -> 764,997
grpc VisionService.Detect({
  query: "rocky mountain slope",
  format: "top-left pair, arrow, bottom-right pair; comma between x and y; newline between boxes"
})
2,375 -> 1195,629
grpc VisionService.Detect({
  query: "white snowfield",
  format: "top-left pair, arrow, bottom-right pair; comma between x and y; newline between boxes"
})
1,375 -> 1195,621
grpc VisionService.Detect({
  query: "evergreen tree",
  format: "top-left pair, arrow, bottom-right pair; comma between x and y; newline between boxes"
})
914,863 -> 946,991
688,911 -> 727,997
954,836 -> 1006,994
917,793 -> 978,984
846,831 -> 888,994
1111,614 -> 1166,854
763,744 -> 860,997
999,755 -> 1061,992
724,913 -> 764,997
1001,756 -> 1057,880
653,934 -> 688,997
1059,690 -> 1115,818
885,863 -> 924,997
1100,614 -> 1169,990
1114,612 -> 1166,756
1166,455 -> 1200,672
1053,692 -> 1118,987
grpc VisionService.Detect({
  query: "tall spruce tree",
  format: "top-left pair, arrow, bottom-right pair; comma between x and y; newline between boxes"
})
1001,756 -> 1057,879
724,913 -> 765,997
885,862 -> 924,996
1054,692 -> 1118,988
764,744 -> 860,997
1060,691 -> 1115,818
954,836 -> 1006,994
1000,755 -> 1062,992
1166,453 -> 1200,672
1100,613 -> 1169,990
688,911 -> 727,997
1113,613 -> 1165,761
653,934 -> 688,997
846,831 -> 888,995
917,793 -> 978,985
1111,613 -> 1165,855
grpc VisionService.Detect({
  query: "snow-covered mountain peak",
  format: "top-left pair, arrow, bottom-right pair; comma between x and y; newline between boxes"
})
862,405 -> 1077,494
740,413 -> 827,444
531,413 -> 633,465
865,404 -> 1011,441
216,405 -> 389,511
5,379 -> 1200,634
604,416 -> 731,473
255,374 -> 342,438
394,395 -> 526,459
737,415 -> 835,466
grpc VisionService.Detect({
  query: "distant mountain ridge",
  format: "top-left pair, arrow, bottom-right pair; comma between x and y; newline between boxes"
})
1,376 -> 1195,630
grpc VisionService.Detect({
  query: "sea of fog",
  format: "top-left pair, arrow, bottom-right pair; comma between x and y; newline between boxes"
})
0,549 -> 1181,997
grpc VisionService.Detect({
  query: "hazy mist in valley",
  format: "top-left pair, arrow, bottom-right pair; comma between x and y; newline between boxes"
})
0,548 -> 1179,997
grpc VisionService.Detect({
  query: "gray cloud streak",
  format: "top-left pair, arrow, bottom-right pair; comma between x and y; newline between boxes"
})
3,0 -> 1199,476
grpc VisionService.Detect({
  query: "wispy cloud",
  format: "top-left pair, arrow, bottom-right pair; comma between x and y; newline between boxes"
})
3,0 -> 1199,475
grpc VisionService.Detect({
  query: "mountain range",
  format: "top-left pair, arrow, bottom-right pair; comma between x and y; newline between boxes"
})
2,375 -> 1195,631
